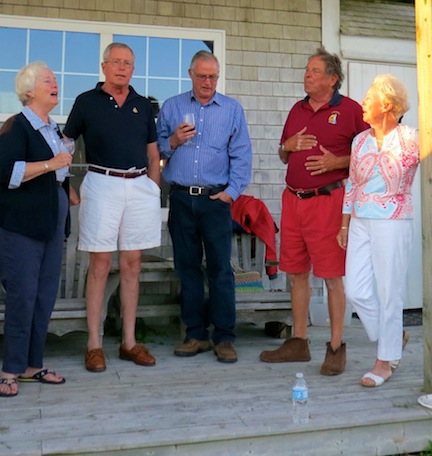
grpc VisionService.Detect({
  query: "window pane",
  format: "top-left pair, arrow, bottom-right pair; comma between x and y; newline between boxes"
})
29,30 -> 62,71
181,39 -> 211,78
0,27 -> 27,70
65,32 -> 100,73
60,74 -> 99,115
0,22 -> 218,119
113,35 -> 147,76
148,79 -> 179,105
62,74 -> 99,99
0,27 -> 100,115
181,79 -> 193,93
0,72 -> 21,113
130,76 -> 146,94
149,37 -> 179,78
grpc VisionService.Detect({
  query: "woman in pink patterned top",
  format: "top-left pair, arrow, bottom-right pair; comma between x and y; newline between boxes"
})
337,74 -> 419,387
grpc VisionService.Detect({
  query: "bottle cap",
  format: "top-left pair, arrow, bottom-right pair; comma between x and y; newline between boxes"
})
296,372 -> 303,378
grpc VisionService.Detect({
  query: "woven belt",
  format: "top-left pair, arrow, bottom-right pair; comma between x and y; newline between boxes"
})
287,180 -> 344,199
88,165 -> 147,179
171,184 -> 227,196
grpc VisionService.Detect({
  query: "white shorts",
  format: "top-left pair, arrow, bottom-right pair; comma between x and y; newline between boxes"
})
78,171 -> 161,252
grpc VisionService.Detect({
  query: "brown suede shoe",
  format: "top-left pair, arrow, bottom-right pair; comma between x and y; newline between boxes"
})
214,341 -> 238,363
320,342 -> 346,376
85,348 -> 106,372
174,339 -> 212,357
119,343 -> 156,366
259,337 -> 311,363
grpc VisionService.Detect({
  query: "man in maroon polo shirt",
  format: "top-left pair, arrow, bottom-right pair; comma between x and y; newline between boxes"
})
260,47 -> 368,375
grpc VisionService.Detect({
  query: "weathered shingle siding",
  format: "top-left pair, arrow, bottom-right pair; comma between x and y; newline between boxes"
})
341,0 -> 415,40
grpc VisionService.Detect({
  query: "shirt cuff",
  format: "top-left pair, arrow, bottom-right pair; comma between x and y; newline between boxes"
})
8,161 -> 26,189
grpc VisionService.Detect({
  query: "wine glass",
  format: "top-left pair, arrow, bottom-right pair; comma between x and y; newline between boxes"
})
60,137 -> 75,177
183,113 -> 195,145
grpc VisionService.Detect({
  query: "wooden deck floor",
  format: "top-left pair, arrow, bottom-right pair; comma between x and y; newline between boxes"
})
1,318 -> 431,456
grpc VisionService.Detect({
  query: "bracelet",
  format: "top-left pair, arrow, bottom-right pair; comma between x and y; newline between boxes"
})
44,163 -> 49,173
340,226 -> 348,230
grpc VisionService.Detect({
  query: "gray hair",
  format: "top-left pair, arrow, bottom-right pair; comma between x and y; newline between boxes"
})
309,46 -> 344,90
190,50 -> 219,72
15,61 -> 50,106
370,74 -> 410,120
103,42 -> 135,62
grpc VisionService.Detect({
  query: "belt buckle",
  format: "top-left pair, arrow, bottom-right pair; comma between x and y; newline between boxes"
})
296,191 -> 307,199
189,186 -> 203,196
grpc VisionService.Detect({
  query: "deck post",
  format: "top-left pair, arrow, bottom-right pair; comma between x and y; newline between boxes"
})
416,0 -> 432,392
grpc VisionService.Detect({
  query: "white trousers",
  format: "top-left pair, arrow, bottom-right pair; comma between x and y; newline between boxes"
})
345,218 -> 413,361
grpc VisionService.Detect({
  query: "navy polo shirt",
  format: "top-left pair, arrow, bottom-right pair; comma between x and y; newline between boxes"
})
64,82 -> 157,169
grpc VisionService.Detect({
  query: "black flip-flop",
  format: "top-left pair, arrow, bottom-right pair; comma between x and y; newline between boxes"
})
18,369 -> 66,385
0,378 -> 19,397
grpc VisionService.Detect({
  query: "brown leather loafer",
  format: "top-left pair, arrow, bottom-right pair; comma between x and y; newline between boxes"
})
214,341 -> 238,363
85,348 -> 106,372
174,339 -> 211,357
119,343 -> 156,366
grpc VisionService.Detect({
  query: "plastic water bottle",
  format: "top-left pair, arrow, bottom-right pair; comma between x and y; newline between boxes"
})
292,372 -> 309,424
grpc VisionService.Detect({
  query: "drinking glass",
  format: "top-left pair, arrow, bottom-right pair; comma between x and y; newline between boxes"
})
60,137 -> 75,177
183,113 -> 195,145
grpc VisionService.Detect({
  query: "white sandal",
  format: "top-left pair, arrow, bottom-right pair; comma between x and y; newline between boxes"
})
360,371 -> 392,387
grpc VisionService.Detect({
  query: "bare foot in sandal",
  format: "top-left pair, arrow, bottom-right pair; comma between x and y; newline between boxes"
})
19,368 -> 65,384
361,360 -> 392,387
0,373 -> 19,397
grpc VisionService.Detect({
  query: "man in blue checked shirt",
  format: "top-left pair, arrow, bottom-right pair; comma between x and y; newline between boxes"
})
157,50 -> 252,363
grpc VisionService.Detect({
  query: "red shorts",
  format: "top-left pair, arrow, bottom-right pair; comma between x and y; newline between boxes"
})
279,186 -> 346,278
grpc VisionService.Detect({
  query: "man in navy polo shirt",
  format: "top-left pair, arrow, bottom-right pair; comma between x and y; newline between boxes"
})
64,43 -> 161,372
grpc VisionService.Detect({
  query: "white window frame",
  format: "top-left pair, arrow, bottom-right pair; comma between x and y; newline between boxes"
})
0,14 -> 226,123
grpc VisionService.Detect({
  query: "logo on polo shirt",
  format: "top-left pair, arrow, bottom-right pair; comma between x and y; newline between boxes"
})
328,111 -> 340,125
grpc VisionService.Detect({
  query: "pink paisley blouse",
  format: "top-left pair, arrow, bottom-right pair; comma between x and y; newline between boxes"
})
343,124 -> 419,220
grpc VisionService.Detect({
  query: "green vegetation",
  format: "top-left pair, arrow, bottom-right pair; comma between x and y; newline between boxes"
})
421,440 -> 432,456
394,440 -> 432,455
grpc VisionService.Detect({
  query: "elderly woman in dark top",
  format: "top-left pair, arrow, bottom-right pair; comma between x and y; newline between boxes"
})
0,62 -> 73,397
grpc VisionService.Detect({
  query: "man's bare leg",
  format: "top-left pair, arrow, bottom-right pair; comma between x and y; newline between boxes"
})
320,276 -> 347,375
325,276 -> 346,351
86,251 -> 112,350
118,249 -> 142,349
290,272 -> 311,339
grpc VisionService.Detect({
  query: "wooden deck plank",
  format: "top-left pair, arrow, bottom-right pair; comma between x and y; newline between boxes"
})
0,320 -> 431,456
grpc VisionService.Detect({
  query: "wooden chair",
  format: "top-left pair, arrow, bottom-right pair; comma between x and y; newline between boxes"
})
232,232 -> 292,325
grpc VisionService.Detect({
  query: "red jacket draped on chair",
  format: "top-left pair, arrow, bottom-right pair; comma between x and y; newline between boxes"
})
231,195 -> 279,279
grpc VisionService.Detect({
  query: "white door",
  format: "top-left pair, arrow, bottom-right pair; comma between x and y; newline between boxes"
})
346,62 -> 422,309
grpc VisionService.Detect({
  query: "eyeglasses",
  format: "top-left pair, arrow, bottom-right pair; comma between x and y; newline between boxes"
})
192,71 -> 219,82
106,59 -> 134,68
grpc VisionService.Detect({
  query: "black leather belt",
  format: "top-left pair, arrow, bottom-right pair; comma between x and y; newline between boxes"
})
56,181 -> 63,186
88,165 -> 147,178
171,184 -> 227,196
287,180 -> 344,199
